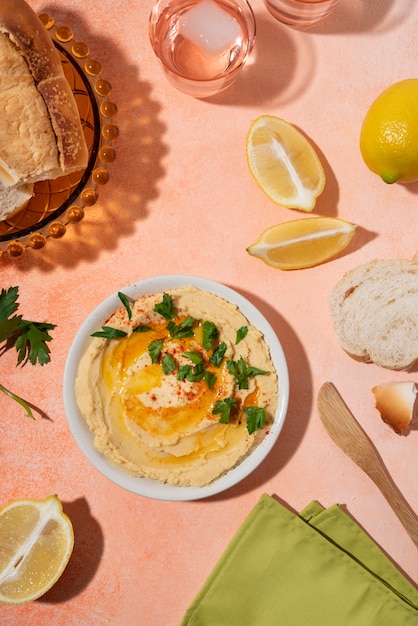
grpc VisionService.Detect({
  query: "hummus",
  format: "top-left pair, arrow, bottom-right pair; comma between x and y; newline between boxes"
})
75,286 -> 279,487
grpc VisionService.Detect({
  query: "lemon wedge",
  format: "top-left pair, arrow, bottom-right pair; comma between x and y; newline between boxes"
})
0,495 -> 74,604
247,217 -> 357,270
246,115 -> 325,211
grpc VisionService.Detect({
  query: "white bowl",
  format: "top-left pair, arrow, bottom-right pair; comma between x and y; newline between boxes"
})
63,275 -> 289,501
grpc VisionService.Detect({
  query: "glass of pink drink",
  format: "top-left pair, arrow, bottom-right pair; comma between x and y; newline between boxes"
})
149,0 -> 256,98
264,0 -> 340,27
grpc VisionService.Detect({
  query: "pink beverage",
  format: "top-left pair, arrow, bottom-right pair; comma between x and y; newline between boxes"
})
149,0 -> 256,98
264,0 -> 340,27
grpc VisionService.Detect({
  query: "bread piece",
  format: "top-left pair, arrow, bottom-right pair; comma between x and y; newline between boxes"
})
329,258 -> 418,370
0,32 -> 61,186
372,381 -> 417,435
0,0 -> 88,187
0,181 -> 33,220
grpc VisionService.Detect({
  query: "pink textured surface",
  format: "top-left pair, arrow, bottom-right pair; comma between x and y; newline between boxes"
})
1,0 -> 417,623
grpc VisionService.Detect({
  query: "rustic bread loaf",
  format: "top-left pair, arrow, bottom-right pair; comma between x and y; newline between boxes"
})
329,258 -> 418,370
0,0 -> 88,195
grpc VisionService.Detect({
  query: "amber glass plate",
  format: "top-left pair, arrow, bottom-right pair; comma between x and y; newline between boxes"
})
0,15 -> 118,257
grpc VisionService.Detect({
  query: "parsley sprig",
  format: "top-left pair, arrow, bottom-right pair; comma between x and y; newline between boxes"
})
227,356 -> 268,390
0,286 -> 56,418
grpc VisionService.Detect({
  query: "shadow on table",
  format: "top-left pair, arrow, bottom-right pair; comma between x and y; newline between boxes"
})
38,497 -> 103,603
206,13 -> 308,107
204,0 -> 411,108
310,0 -> 411,35
2,4 -> 167,272
204,288 -> 313,502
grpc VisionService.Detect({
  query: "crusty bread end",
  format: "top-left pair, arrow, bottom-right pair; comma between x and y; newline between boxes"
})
372,381 -> 417,435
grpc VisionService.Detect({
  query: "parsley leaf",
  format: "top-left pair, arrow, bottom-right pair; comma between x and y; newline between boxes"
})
176,351 -> 206,382
204,371 -> 217,389
177,364 -> 191,381
162,353 -> 177,375
209,341 -> 227,367
148,339 -> 164,364
244,406 -> 267,434
212,397 -> 238,424
154,293 -> 174,320
0,315 -> 22,343
167,316 -> 195,339
91,326 -> 128,340
14,321 -> 55,366
0,286 -> 19,322
118,292 -> 132,320
202,321 -> 218,350
133,325 -> 152,333
236,326 -> 248,344
227,356 -> 268,390
182,350 -> 203,365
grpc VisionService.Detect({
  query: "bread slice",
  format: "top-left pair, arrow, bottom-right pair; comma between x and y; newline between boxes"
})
372,381 -> 417,435
0,0 -> 88,188
0,181 -> 33,221
329,258 -> 418,370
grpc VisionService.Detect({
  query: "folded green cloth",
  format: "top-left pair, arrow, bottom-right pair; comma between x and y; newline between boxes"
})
180,494 -> 418,625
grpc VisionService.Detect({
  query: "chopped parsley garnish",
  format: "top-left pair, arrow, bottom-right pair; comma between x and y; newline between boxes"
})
212,397 -> 238,424
204,371 -> 217,389
209,341 -> 227,366
236,326 -> 248,344
244,406 -> 267,435
175,351 -> 207,383
202,321 -> 218,350
182,351 -> 205,382
182,350 -> 203,365
148,339 -> 164,363
133,325 -> 152,333
227,356 -> 268,390
162,353 -> 177,375
167,316 -> 195,339
118,291 -> 132,320
91,326 -> 128,339
0,286 -> 56,419
177,364 -> 191,381
154,293 -> 174,320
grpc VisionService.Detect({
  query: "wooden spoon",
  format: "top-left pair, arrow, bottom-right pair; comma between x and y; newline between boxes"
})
317,381 -> 418,549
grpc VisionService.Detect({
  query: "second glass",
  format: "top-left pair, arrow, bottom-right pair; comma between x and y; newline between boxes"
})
149,0 -> 256,98
264,0 -> 340,28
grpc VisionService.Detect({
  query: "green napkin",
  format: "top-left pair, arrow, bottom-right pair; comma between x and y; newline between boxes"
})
180,494 -> 418,625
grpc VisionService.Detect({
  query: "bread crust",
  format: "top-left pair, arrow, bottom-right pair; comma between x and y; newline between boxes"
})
372,382 -> 417,435
0,0 -> 88,176
329,258 -> 418,370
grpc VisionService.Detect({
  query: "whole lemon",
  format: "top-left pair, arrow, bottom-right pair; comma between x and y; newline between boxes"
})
360,79 -> 418,184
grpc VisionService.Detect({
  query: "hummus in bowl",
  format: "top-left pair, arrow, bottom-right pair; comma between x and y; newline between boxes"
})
63,276 -> 289,501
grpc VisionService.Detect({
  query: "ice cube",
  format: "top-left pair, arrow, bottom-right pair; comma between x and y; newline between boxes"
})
179,0 -> 241,56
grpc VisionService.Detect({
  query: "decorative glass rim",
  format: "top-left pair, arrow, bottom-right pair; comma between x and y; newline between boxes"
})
0,14 -> 118,258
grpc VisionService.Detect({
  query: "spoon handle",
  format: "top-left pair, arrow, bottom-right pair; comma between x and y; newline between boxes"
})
318,382 -> 418,549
